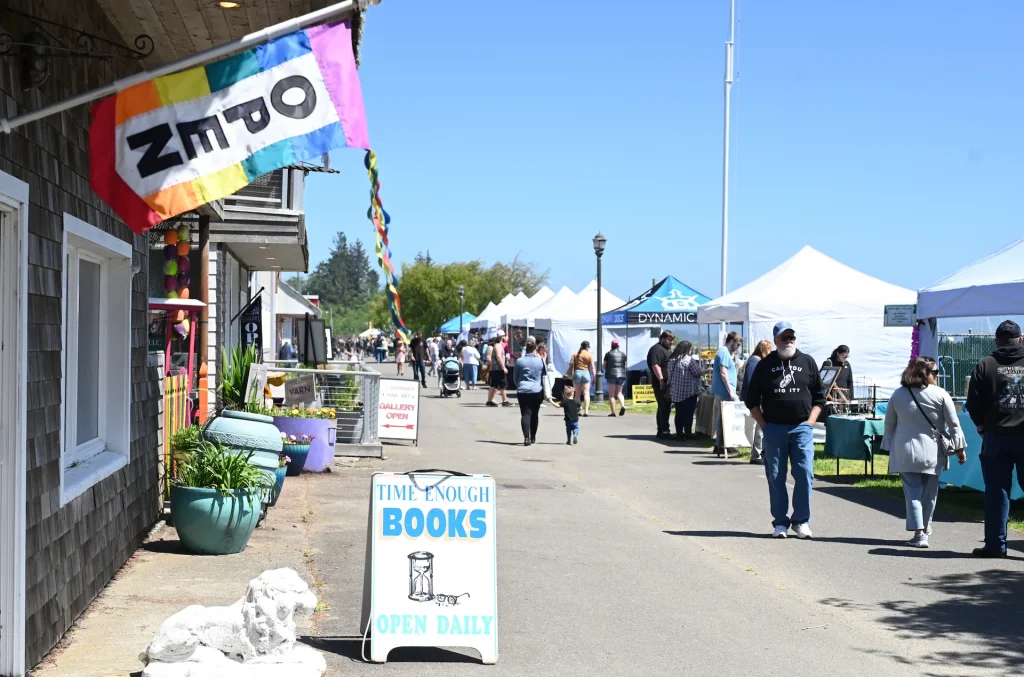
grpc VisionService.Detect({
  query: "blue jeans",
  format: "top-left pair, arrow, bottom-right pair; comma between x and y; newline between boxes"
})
464,364 -> 478,385
980,434 -> 1024,552
566,420 -> 579,442
762,422 -> 815,528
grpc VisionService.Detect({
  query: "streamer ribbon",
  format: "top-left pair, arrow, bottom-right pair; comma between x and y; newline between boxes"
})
365,150 -> 411,342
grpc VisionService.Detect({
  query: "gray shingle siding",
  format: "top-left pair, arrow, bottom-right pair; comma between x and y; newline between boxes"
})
0,0 -> 161,667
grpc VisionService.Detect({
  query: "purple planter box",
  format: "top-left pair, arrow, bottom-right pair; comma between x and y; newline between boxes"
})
273,417 -> 332,472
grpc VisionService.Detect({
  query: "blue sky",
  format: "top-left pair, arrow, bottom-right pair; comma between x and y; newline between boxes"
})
303,0 -> 1024,304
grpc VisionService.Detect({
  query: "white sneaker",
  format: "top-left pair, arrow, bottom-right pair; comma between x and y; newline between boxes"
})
792,523 -> 813,539
773,525 -> 788,539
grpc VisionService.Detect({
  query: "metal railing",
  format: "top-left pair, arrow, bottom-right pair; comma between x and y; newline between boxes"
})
937,333 -> 994,399
250,360 -> 382,458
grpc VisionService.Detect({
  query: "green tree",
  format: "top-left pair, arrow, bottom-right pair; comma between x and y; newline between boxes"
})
384,255 -> 549,334
298,233 -> 381,336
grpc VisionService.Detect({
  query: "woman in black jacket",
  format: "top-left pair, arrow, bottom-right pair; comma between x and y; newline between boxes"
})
824,345 -> 854,400
604,340 -> 628,416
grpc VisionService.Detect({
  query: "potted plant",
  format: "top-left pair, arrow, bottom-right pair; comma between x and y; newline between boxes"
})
270,452 -> 290,505
203,343 -> 283,456
281,433 -> 313,476
170,441 -> 272,555
271,406 -> 335,472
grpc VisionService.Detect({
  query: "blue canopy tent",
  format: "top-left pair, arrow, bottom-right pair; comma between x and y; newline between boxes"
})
601,276 -> 712,371
439,312 -> 476,335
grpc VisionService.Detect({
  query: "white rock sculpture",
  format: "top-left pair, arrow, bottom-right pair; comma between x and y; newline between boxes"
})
139,568 -> 326,677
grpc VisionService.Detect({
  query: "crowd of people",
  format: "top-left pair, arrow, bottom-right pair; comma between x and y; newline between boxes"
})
350,315 -> 1024,555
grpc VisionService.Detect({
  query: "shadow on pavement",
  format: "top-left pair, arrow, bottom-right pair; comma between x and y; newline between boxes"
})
822,569 -> 1024,673
139,538 -> 190,555
867,547 -> 978,559
813,483 -> 912,521
664,529 -> 937,549
300,636 -> 481,664
692,460 -> 750,466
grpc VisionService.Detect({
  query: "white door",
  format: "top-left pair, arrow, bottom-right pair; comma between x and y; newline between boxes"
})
0,174 -> 28,677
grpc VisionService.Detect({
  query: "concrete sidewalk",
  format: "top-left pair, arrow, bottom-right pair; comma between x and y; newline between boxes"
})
31,363 -> 1024,677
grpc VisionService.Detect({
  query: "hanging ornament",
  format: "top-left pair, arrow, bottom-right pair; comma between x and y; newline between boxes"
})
365,150 -> 410,342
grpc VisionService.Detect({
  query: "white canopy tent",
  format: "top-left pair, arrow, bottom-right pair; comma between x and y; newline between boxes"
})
698,246 -> 916,397
916,236 -> 1024,358
469,296 -> 512,333
534,281 -> 635,374
503,286 -> 554,327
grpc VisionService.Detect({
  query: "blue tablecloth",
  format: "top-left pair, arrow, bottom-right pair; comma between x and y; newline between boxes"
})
824,416 -> 886,461
941,411 -> 1024,499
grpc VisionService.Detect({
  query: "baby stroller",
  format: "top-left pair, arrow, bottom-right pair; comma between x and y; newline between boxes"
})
440,357 -> 462,397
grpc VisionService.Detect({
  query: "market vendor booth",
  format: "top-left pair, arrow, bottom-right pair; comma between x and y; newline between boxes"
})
916,235 -> 1024,498
601,275 -> 711,397
696,246 -> 915,458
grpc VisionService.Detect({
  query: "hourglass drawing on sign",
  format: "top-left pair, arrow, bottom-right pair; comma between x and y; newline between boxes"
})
408,552 -> 434,602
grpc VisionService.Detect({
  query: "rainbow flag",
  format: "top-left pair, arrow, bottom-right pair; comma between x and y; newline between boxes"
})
90,20 -> 369,233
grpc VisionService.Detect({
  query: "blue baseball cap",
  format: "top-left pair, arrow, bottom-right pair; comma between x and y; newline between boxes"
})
773,321 -> 795,337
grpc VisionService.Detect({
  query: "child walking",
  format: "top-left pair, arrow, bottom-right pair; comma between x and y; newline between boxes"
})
562,386 -> 581,445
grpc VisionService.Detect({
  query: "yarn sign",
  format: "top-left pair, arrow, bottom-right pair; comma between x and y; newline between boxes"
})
362,472 -> 498,664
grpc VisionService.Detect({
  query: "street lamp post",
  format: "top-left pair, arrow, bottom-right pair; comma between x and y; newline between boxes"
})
593,233 -> 607,403
458,285 -> 465,336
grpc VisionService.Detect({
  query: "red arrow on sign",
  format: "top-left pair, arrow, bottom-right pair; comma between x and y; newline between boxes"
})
383,424 -> 415,429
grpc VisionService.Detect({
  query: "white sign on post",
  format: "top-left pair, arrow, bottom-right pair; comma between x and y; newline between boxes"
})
884,304 -> 917,327
377,378 -> 420,443
363,472 -> 498,664
284,374 -> 316,405
720,401 -> 753,448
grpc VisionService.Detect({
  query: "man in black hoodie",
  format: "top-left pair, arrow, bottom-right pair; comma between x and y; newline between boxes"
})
966,320 -> 1024,558
744,321 -> 825,540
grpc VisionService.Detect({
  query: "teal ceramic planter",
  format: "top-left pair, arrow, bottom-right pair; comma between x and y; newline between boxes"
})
282,443 -> 310,476
270,466 -> 287,506
203,410 -> 283,453
170,486 -> 260,555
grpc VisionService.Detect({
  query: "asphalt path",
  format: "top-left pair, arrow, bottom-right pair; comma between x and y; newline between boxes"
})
304,362 -> 1024,677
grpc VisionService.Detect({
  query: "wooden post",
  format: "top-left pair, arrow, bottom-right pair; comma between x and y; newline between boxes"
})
197,215 -> 210,423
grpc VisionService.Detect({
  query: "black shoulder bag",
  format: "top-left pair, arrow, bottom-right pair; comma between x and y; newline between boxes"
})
906,387 -> 958,456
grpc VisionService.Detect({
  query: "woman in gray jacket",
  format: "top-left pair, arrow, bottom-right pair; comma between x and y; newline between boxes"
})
604,340 -> 628,417
881,356 -> 967,548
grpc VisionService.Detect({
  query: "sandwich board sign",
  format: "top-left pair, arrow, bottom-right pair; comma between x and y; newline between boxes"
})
377,378 -> 420,444
719,401 -> 754,448
361,472 -> 498,664
631,383 -> 656,404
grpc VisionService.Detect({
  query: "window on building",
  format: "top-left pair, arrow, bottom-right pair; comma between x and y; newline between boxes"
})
61,213 -> 133,505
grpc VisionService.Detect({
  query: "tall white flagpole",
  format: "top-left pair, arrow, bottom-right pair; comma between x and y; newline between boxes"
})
719,0 -> 736,345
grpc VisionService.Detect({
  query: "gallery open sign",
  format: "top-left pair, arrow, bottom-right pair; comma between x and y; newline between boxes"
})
361,472 -> 498,664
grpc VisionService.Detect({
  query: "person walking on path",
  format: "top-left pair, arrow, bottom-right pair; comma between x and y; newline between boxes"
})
647,331 -> 674,439
711,331 -> 742,456
604,340 -> 628,417
374,335 -> 386,363
514,338 -> 546,446
461,340 -> 481,390
395,339 -> 407,376
881,356 -> 967,548
741,340 -> 773,465
562,385 -> 581,444
569,341 -> 597,416
966,319 -> 1024,558
427,338 -> 440,378
537,343 -> 559,407
744,321 -> 825,540
486,335 -> 512,407
410,333 -> 428,387
667,341 -> 704,440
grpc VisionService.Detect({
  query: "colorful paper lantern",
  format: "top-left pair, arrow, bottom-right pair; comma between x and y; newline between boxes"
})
178,257 -> 190,273
164,260 -> 178,277
163,275 -> 176,292
176,241 -> 190,257
164,230 -> 177,245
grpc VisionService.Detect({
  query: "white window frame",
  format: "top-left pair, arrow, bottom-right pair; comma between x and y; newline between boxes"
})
60,213 -> 133,506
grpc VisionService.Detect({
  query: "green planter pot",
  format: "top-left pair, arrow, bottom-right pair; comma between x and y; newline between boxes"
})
203,410 -> 283,453
283,443 -> 310,476
170,486 -> 260,555
270,466 -> 287,506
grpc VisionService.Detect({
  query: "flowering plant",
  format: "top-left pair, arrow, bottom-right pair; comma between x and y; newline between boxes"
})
278,453 -> 291,468
281,432 -> 314,445
271,406 -> 337,420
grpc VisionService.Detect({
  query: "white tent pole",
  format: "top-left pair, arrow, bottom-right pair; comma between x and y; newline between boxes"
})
0,0 -> 363,134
